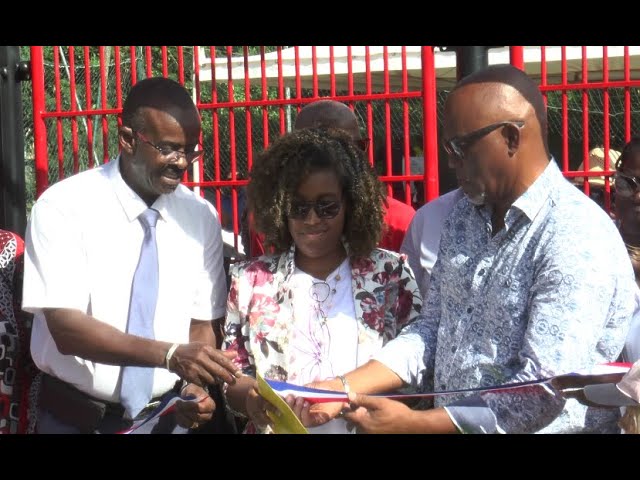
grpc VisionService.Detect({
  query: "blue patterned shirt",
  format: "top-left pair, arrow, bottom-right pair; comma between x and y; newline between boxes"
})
375,160 -> 637,433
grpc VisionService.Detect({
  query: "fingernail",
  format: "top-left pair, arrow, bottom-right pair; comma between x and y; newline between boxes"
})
234,370 -> 243,378
303,402 -> 309,409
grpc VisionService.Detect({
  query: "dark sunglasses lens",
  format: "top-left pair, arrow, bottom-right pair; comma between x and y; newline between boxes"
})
315,201 -> 341,219
289,203 -> 311,219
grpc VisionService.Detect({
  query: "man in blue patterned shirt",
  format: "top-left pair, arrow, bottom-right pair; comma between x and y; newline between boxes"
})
301,64 -> 637,433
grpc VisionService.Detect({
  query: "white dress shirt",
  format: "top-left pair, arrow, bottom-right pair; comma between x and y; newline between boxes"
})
400,188 -> 464,299
23,157 -> 227,402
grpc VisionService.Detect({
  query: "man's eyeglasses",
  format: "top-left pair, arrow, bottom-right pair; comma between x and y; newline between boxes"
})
614,172 -> 640,197
134,131 -> 204,165
442,120 -> 525,159
288,200 -> 342,220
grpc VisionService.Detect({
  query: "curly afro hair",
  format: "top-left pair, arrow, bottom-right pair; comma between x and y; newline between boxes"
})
247,127 -> 386,256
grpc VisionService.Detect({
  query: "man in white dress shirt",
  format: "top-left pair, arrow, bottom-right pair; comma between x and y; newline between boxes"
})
23,77 -> 241,433
400,187 -> 464,299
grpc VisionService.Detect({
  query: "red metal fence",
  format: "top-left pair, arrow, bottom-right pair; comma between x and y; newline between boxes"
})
28,46 -> 640,255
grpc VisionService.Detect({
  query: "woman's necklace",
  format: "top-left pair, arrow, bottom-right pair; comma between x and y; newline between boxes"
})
310,266 -> 343,325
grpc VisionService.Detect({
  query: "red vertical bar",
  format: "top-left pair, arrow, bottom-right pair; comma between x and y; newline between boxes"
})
329,46 -> 336,97
294,46 -> 302,106
277,47 -> 285,136
561,46 -> 569,173
510,46 -> 524,70
423,46 -> 439,202
145,46 -> 152,78
99,46 -> 109,165
130,46 -> 137,85
624,46 -> 631,143
31,46 -> 50,197
84,46 -> 94,169
602,46 -> 612,212
193,46 -> 204,197
365,46 -> 374,168
115,47 -> 123,130
383,46 -> 392,196
581,46 -> 590,197
540,46 -> 548,109
312,45 -> 318,97
161,46 -> 168,77
401,46 -> 412,205
210,47 -> 221,211
53,46 -> 64,181
226,46 -> 237,231
114,46 -> 122,162
347,46 -> 354,98
177,46 -> 185,85
194,46 -> 201,105
259,46 -> 268,168
69,46 -> 79,176
239,46 -> 251,238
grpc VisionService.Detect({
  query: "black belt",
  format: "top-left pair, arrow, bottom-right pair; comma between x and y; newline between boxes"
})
39,373 -> 173,433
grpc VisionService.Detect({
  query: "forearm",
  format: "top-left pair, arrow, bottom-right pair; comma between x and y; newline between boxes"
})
333,360 -> 405,395
190,319 -> 217,347
43,307 -> 170,368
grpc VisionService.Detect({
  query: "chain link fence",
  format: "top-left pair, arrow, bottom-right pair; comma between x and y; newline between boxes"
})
21,47 -> 640,210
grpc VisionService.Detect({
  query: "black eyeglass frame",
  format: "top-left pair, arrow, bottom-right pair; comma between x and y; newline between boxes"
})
614,171 -> 640,197
288,200 -> 343,220
134,130 -> 204,165
442,120 -> 525,159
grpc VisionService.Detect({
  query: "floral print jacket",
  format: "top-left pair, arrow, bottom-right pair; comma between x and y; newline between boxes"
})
223,245 -> 422,384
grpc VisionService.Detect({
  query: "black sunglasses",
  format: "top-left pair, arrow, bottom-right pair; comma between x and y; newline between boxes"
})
288,200 -> 342,220
443,120 -> 525,159
614,172 -> 640,197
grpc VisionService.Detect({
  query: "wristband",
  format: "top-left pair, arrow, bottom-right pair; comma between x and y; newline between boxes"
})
337,374 -> 350,395
164,343 -> 180,371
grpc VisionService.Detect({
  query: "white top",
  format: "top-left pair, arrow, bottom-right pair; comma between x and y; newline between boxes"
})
23,157 -> 227,402
289,258 -> 358,434
400,188 -> 464,299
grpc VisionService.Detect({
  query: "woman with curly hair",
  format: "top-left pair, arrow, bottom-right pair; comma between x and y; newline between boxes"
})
222,127 -> 422,433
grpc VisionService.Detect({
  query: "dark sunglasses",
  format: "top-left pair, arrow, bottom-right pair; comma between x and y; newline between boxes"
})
134,131 -> 204,165
288,200 -> 343,220
614,172 -> 640,197
442,120 -> 525,159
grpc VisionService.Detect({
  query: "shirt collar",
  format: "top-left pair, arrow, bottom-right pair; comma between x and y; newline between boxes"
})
109,155 -> 169,223
506,157 -> 560,224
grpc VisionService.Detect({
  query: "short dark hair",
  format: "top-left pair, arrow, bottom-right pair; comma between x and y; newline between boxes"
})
616,135 -> 640,171
121,77 -> 196,132
247,127 -> 386,256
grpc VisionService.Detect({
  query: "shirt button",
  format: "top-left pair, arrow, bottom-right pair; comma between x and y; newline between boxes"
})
451,345 -> 457,353
478,268 -> 485,276
467,306 -> 473,314
440,384 -> 446,390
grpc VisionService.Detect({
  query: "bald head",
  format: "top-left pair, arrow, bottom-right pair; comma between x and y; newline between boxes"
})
294,100 -> 361,142
450,64 -> 549,156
